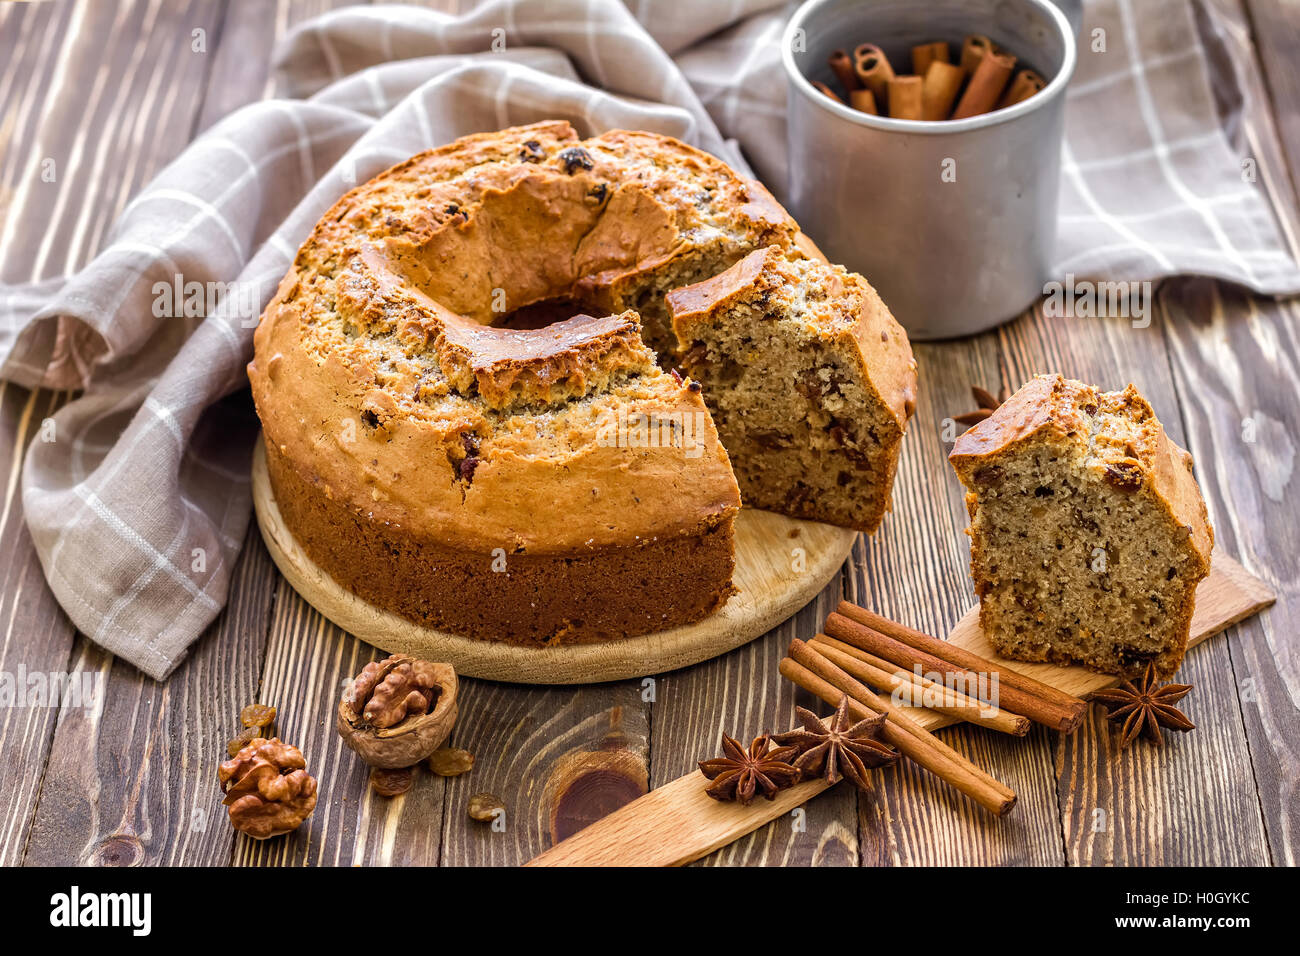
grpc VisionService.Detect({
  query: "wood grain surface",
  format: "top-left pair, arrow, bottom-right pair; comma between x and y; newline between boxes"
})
0,0 -> 1296,868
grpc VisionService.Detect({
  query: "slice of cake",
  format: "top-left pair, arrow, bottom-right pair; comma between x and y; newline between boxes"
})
949,374 -> 1213,678
665,246 -> 917,533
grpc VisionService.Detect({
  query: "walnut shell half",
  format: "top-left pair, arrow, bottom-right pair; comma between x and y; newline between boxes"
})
337,655 -> 458,769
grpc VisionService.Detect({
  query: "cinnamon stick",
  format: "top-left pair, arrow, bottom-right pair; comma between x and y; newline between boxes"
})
812,80 -> 844,104
836,601 -> 1089,716
921,60 -> 964,121
852,43 -> 895,107
952,50 -> 1015,119
887,75 -> 923,120
827,608 -> 1086,732
960,34 -> 993,76
911,40 -> 949,77
997,68 -> 1046,108
849,88 -> 878,114
783,641 -> 1017,816
828,49 -> 860,93
811,634 -> 1030,736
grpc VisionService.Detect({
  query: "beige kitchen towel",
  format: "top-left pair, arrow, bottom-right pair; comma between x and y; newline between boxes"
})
2,0 -> 1296,678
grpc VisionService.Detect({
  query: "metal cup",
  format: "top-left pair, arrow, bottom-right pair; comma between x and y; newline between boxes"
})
782,0 -> 1077,339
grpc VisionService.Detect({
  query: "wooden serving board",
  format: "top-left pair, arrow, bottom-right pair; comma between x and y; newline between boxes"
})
527,553 -> 1275,866
251,440 -> 857,684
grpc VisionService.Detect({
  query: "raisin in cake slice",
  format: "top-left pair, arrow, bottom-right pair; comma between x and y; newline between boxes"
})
666,246 -> 917,533
949,374 -> 1213,678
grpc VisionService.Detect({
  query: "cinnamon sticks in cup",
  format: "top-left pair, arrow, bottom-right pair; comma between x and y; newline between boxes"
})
822,36 -> 1044,121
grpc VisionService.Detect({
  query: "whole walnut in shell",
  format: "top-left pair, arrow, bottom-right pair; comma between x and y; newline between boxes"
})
218,737 -> 318,839
338,655 -> 458,769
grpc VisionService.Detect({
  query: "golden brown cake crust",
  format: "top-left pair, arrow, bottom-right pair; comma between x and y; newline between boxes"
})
248,121 -> 824,644
950,374 -> 1213,568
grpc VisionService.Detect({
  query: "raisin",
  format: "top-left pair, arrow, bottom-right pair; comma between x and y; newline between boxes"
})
427,747 -> 475,777
519,140 -> 545,163
227,726 -> 261,758
681,343 -> 709,371
1103,462 -> 1143,491
240,704 -> 277,728
371,766 -> 414,797
558,146 -> 594,174
467,792 -> 505,822
751,430 -> 793,450
587,182 -> 608,205
974,466 -> 1004,486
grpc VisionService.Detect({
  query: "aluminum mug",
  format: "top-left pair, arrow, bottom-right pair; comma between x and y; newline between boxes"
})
782,0 -> 1077,339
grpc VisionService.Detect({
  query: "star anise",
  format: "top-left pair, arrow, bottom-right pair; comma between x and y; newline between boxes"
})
1090,663 -> 1195,748
773,697 -> 899,792
699,733 -> 800,805
953,384 -> 1008,427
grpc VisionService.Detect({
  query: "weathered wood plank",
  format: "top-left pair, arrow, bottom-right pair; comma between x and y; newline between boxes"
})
0,0 -> 226,283
439,679 -> 649,866
241,582 -> 650,866
0,385 -> 77,867
835,330 -> 1065,865
997,299 -> 1271,865
1159,278 -> 1298,865
1244,0 -> 1300,247
6,0 -> 292,866
22,518 -> 280,866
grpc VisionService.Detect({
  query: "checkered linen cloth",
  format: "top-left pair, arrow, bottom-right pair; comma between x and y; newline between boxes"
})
2,0 -> 1296,679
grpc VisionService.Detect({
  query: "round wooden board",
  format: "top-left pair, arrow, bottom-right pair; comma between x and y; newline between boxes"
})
251,441 -> 857,684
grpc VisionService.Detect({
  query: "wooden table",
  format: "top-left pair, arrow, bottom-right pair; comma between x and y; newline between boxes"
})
1,0 -> 1296,867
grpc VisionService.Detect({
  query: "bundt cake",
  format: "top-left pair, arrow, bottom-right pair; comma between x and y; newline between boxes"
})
949,375 -> 1213,678
249,121 -> 916,647
667,247 -> 917,533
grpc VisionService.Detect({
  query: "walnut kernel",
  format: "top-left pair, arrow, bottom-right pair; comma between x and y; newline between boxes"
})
218,737 -> 318,840
337,655 -> 458,768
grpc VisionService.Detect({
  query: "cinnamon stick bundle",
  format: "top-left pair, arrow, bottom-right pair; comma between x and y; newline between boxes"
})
811,633 -> 1030,736
831,602 -> 1087,732
782,640 -> 1017,816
